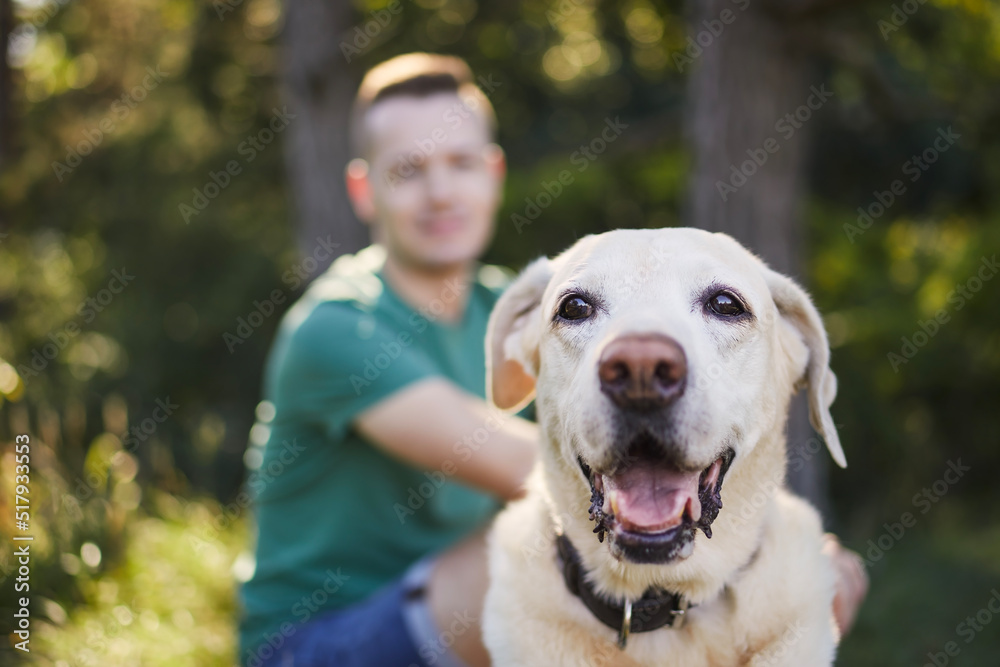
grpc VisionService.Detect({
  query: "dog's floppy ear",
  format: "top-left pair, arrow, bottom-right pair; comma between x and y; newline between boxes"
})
763,268 -> 847,469
486,257 -> 553,411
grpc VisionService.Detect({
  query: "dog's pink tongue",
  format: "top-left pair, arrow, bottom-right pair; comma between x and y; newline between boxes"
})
603,466 -> 702,532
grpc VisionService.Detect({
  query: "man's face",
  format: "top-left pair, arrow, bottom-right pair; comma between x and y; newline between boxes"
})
359,92 -> 503,271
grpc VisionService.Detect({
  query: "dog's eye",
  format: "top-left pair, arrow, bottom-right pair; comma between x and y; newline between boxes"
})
558,295 -> 594,321
707,291 -> 745,317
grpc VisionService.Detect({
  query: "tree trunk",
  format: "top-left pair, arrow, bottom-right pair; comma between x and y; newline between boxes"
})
683,0 -> 828,516
0,0 -> 14,175
281,0 -> 367,274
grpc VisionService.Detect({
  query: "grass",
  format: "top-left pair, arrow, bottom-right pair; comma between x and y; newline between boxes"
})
24,494 -> 1000,666
30,495 -> 245,666
837,508 -> 1000,666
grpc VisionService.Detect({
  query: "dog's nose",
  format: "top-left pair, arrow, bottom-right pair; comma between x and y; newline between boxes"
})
598,334 -> 687,411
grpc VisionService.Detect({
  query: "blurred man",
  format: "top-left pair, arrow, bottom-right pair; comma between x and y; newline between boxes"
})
238,53 -> 866,667
239,53 -> 537,667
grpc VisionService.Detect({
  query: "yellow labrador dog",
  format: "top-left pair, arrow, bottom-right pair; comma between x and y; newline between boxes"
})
483,228 -> 846,666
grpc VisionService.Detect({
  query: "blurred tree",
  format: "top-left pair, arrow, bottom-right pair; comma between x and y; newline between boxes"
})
683,0 -> 831,511
282,0 -> 366,267
0,0 -> 12,171
686,0 -> 808,272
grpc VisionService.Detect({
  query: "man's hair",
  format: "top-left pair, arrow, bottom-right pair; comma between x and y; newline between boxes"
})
350,53 -> 497,160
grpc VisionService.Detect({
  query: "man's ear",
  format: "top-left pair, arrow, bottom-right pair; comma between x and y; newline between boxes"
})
345,158 -> 376,222
763,267 -> 847,468
486,257 -> 553,411
484,143 -> 506,182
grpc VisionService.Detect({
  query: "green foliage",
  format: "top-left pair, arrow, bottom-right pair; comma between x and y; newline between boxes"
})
31,496 -> 245,666
839,509 -> 1000,665
813,208 -> 1000,522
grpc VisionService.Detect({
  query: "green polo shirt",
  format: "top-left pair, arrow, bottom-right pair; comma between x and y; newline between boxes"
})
238,245 -> 514,658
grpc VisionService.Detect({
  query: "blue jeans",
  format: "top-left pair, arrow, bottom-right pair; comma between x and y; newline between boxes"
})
257,558 -> 469,667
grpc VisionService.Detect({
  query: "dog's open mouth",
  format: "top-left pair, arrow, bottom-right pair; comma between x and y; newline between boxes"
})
579,436 -> 735,564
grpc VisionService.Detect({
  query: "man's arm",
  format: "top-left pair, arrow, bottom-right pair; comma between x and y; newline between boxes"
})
354,377 -> 538,501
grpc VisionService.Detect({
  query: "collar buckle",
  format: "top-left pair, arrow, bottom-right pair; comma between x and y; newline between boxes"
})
617,598 -> 633,649
557,533 -> 693,651
670,597 -> 690,629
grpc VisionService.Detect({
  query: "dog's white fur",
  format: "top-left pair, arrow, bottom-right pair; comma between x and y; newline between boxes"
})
482,228 -> 844,666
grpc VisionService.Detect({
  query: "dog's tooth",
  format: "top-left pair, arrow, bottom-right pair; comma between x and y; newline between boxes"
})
686,496 -> 701,523
680,540 -> 694,558
702,458 -> 723,491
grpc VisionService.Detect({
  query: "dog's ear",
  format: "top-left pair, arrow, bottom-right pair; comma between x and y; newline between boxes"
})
486,257 -> 553,411
763,268 -> 847,468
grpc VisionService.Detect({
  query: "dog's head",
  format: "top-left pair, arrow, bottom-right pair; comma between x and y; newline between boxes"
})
486,228 -> 844,566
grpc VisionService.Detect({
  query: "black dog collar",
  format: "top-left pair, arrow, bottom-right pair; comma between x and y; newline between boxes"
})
555,533 -> 692,649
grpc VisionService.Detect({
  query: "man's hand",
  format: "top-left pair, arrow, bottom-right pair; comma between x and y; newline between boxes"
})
823,534 -> 869,636
354,377 -> 538,501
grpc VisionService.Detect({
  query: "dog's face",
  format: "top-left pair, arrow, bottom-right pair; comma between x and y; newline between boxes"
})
487,228 -> 844,565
